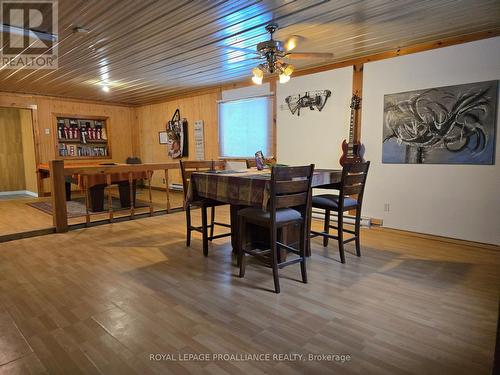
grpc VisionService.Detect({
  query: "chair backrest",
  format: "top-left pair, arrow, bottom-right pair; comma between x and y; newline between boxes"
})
126,156 -> 142,164
339,161 -> 370,208
246,159 -> 256,168
269,165 -> 315,220
179,160 -> 225,198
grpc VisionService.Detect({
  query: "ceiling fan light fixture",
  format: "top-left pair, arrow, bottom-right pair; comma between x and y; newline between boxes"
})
252,66 -> 264,85
281,63 -> 294,76
252,75 -> 263,85
284,37 -> 297,51
279,73 -> 290,84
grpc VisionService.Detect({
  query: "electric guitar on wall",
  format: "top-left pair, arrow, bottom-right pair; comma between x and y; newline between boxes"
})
339,93 -> 364,166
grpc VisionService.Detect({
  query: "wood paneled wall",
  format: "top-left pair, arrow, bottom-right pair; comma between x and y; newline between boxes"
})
0,108 -> 25,191
0,92 -> 137,193
134,91 -> 220,187
0,92 -> 136,164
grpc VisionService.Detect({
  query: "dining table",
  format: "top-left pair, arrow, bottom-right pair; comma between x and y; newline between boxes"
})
186,167 -> 342,256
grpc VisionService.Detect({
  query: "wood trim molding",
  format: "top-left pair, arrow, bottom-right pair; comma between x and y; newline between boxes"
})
0,91 -> 131,107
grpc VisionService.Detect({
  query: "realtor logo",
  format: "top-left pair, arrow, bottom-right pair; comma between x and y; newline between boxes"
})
0,0 -> 58,69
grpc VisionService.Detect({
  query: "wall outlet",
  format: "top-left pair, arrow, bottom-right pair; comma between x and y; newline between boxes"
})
44,128 -> 50,135
384,203 -> 390,212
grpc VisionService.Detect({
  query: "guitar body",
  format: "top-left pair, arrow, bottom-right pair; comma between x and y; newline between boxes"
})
339,139 -> 364,166
340,94 -> 365,166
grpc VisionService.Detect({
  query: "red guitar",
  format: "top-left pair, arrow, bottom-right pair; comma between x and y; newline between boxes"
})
339,94 -> 364,166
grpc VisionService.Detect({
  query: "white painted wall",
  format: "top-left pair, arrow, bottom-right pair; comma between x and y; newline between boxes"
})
361,37 -> 500,245
276,67 -> 353,168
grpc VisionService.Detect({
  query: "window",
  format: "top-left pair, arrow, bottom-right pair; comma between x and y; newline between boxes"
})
218,96 -> 272,158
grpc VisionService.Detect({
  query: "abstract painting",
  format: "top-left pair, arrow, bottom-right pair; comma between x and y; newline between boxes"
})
382,80 -> 498,164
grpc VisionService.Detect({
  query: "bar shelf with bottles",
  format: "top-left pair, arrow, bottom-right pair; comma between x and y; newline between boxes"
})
56,117 -> 110,159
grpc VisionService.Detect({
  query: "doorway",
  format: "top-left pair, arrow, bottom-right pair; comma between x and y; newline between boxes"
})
0,107 -> 38,197
0,107 -> 53,238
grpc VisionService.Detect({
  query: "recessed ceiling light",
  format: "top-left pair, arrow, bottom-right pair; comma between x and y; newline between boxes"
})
102,85 -> 110,93
73,27 -> 90,34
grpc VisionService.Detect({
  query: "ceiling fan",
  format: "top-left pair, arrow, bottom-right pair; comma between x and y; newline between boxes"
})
229,23 -> 333,84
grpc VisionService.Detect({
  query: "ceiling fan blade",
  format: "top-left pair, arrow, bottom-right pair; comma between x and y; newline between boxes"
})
282,35 -> 305,51
223,45 -> 258,54
284,52 -> 333,60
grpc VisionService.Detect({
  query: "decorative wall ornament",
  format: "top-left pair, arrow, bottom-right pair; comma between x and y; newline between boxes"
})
166,109 -> 188,159
193,120 -> 205,160
285,89 -> 331,116
383,80 -> 498,164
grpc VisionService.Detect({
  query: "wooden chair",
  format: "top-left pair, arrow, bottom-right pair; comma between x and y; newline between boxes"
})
237,165 -> 315,293
180,160 -> 231,256
245,159 -> 256,168
310,161 -> 370,263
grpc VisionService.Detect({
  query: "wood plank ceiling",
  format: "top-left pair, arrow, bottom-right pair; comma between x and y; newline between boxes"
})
1,0 -> 499,105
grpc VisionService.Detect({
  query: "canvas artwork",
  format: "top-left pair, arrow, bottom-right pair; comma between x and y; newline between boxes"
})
382,80 -> 498,164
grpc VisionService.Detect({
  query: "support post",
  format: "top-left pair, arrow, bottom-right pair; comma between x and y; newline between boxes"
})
49,160 -> 68,232
164,169 -> 171,212
106,174 -> 113,222
128,172 -> 134,218
352,63 -> 364,143
148,171 -> 153,216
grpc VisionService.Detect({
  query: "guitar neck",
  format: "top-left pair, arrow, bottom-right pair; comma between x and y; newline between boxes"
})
348,108 -> 355,145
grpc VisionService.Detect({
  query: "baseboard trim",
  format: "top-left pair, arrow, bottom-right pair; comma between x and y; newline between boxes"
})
373,226 -> 500,250
311,211 -> 498,249
0,190 -> 38,197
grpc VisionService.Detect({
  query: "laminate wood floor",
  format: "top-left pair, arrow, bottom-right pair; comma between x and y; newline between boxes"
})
0,207 -> 498,374
0,189 -> 184,237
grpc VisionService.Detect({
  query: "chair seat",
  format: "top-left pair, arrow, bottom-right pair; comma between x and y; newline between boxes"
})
238,207 -> 302,225
312,194 -> 358,210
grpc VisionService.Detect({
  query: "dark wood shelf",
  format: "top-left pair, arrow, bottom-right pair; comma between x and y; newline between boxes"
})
58,139 -> 108,144
57,139 -> 82,143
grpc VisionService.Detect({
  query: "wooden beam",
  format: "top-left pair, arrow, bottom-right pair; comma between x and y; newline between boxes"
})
269,78 -> 277,158
352,63 -> 364,143
49,160 -> 68,233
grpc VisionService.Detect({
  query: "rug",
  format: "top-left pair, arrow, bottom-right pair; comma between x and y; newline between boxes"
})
28,197 -> 149,218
